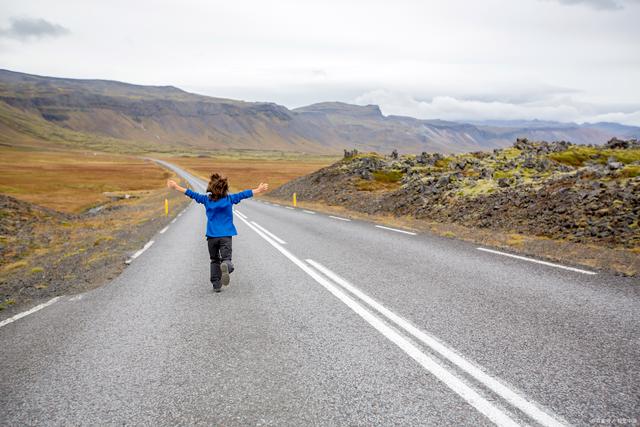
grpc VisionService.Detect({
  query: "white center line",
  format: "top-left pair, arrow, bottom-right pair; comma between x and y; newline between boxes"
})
0,297 -> 61,329
159,226 -> 169,234
375,225 -> 417,236
249,220 -> 287,244
303,210 -> 316,214
329,215 -> 351,222
306,259 -> 566,427
477,247 -> 596,275
235,210 -> 248,219
233,214 -> 521,426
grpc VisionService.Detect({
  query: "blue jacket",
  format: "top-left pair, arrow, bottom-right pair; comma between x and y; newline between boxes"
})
185,188 -> 253,237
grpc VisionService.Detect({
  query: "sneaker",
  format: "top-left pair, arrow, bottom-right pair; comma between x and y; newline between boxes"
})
213,286 -> 221,293
220,262 -> 230,287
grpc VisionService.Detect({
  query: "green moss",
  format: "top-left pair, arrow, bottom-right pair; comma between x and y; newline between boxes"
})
434,158 -> 450,169
0,298 -> 17,311
372,170 -> 403,183
492,170 -> 512,179
548,146 -> 599,167
500,148 -> 522,160
458,179 -> 496,197
605,149 -> 640,164
620,165 -> 640,178
30,267 -> 44,274
549,147 -> 640,167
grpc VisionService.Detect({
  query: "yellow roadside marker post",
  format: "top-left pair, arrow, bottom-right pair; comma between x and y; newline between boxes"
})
164,198 -> 169,216
293,192 -> 297,207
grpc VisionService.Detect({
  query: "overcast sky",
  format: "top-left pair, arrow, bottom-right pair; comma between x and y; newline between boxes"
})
1,0 -> 639,125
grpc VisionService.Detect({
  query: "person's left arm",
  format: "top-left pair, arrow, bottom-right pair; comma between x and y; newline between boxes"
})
229,182 -> 268,204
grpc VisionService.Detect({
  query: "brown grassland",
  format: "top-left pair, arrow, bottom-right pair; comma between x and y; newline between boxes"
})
0,147 -> 191,314
0,148 -> 176,213
167,155 -> 337,193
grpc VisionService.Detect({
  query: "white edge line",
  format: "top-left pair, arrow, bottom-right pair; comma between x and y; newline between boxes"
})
285,206 -> 294,210
0,297 -> 61,328
329,215 -> 351,222
248,220 -> 287,244
375,225 -> 417,236
303,210 -> 316,214
232,214 -> 519,427
477,247 -> 596,275
125,240 -> 154,264
305,259 -> 566,427
171,218 -> 177,224
159,226 -> 169,234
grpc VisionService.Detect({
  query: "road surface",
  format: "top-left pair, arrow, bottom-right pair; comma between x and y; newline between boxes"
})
1,160 -> 638,426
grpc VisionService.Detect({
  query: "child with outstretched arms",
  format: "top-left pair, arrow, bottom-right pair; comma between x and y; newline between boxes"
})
167,174 -> 268,292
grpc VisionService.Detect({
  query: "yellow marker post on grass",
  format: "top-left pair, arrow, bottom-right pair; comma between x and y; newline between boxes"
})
164,198 -> 169,216
293,192 -> 297,207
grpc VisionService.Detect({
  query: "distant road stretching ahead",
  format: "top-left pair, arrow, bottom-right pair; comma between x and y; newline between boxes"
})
1,160 -> 638,426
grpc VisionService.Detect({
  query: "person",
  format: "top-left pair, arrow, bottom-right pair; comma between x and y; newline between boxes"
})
167,174 -> 268,292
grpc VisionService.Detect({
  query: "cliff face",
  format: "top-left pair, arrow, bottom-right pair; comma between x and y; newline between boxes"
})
270,138 -> 640,249
1,69 -> 639,154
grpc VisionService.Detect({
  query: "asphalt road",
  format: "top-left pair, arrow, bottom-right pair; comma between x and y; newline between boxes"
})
1,160 -> 638,426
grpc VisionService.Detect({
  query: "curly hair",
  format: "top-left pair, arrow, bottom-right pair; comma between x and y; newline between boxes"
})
207,172 -> 229,201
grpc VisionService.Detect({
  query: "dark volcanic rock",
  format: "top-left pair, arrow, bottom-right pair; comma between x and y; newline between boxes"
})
270,138 -> 640,249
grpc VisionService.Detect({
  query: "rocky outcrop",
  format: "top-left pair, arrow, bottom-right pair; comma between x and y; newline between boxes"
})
270,138 -> 640,248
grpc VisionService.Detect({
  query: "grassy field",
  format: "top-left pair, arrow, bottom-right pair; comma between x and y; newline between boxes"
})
167,153 -> 338,193
0,147 -> 177,213
0,146 -> 191,312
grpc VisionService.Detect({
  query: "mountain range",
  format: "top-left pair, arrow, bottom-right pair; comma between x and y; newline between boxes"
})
1,69 -> 638,154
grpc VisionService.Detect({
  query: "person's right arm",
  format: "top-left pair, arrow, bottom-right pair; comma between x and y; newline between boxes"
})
167,180 -> 208,204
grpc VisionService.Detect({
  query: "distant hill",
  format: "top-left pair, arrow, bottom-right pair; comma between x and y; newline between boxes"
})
1,69 -> 638,154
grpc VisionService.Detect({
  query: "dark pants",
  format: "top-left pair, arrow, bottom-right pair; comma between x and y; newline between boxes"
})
207,236 -> 234,288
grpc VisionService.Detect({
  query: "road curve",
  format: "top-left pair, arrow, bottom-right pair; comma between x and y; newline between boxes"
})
1,160 -> 638,426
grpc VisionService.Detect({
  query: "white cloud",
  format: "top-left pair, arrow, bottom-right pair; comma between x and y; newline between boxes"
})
354,90 -> 640,126
0,0 -> 638,126
0,17 -> 69,41
542,0 -> 640,10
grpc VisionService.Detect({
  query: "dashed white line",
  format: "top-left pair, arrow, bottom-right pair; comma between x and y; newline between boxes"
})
303,210 -> 316,215
171,218 -> 177,224
249,220 -> 287,244
125,240 -> 154,264
0,297 -> 61,329
232,214 -> 522,426
305,259 -> 566,427
375,225 -> 417,236
235,210 -> 248,219
159,226 -> 169,234
329,215 -> 351,222
285,206 -> 294,210
477,247 -> 596,275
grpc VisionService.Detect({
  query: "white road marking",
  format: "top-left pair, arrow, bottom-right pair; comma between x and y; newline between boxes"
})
159,226 -> 169,234
285,206 -> 294,210
477,247 -> 596,275
329,215 -> 351,222
125,240 -> 154,264
171,218 -> 177,224
306,259 -> 566,427
235,210 -> 248,219
303,210 -> 316,214
233,214 -> 521,426
375,225 -> 417,236
249,220 -> 287,244
0,297 -> 61,329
